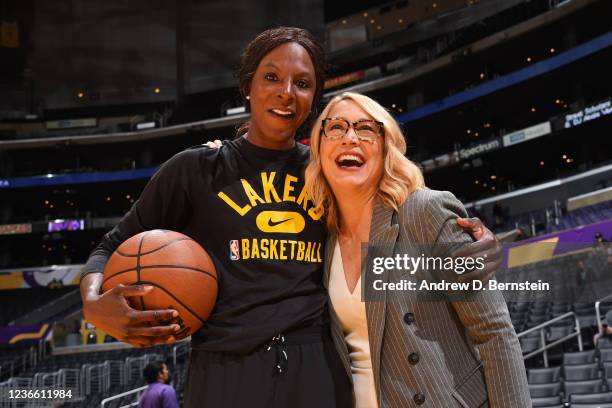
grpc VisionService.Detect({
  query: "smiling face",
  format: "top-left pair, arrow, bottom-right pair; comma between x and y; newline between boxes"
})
320,99 -> 385,197
247,42 -> 316,150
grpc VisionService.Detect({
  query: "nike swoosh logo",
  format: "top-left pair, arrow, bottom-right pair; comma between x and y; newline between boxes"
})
268,218 -> 293,227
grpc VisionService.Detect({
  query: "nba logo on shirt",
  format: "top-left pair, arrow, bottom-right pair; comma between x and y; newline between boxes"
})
229,240 -> 240,260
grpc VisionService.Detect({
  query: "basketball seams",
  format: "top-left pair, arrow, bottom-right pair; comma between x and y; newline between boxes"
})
101,264 -> 217,288
116,237 -> 194,257
136,280 -> 207,324
137,232 -> 146,311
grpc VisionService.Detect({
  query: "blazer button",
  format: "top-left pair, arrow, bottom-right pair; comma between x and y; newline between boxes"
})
413,393 -> 425,405
408,352 -> 419,365
403,312 -> 415,324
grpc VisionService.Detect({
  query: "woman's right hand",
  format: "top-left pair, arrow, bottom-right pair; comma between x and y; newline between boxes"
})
81,274 -> 180,348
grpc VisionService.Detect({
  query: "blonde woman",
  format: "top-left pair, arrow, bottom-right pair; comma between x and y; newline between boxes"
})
305,92 -> 530,407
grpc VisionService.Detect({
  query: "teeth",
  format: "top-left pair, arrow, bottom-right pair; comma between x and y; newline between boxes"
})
271,109 -> 294,116
337,154 -> 363,164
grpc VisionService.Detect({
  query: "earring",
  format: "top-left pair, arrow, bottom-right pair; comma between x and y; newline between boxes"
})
246,95 -> 250,100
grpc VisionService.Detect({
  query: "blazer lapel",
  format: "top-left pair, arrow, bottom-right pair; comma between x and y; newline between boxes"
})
323,233 -> 337,290
366,202 -> 399,403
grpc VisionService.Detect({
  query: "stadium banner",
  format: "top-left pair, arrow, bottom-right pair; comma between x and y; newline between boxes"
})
502,218 -> 612,269
0,323 -> 51,344
47,219 -> 84,232
457,137 -> 503,160
502,121 -> 551,147
46,117 -> 97,130
560,97 -> 612,130
0,223 -> 32,235
324,70 -> 365,90
0,265 -> 83,289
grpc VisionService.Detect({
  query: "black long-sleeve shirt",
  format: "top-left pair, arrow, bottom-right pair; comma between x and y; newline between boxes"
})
83,137 -> 329,354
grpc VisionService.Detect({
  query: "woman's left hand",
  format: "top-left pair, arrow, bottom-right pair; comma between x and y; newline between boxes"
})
452,217 -> 501,282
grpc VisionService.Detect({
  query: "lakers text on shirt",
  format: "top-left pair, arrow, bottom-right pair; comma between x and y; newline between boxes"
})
238,238 -> 322,262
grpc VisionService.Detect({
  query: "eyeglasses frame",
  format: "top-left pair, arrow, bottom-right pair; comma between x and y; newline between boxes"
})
320,117 -> 384,143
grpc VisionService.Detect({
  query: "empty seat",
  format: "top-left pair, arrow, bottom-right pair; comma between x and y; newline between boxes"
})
564,363 -> 600,381
604,362 -> 612,379
600,348 -> 612,362
521,337 -> 541,354
531,395 -> 561,407
571,404 -> 612,408
529,382 -> 561,398
548,325 -> 572,342
528,367 -> 561,384
571,391 -> 612,404
563,350 -> 596,365
564,379 -> 603,396
578,315 -> 598,328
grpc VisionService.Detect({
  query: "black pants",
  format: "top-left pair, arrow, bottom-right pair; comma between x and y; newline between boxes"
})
183,327 -> 352,408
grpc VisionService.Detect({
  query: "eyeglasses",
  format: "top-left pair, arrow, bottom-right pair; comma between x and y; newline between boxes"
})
321,118 -> 384,143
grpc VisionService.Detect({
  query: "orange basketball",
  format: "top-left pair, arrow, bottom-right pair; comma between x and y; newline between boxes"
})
101,229 -> 217,338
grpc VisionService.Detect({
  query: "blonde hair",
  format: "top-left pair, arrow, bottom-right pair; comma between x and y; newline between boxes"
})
304,92 -> 425,234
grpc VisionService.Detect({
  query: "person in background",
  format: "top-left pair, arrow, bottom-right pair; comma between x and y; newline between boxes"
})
139,361 -> 179,408
594,310 -> 612,347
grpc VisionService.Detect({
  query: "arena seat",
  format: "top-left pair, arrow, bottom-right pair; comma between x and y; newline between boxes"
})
570,404 -> 612,408
548,325 -> 573,342
521,337 -> 541,354
600,348 -> 612,362
528,366 -> 561,384
531,395 -> 562,407
529,382 -> 562,398
603,362 -> 612,379
563,379 -> 604,396
570,391 -> 612,404
563,350 -> 596,365
564,363 -> 600,381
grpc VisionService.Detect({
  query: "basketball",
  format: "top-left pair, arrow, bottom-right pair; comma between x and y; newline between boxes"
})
101,229 -> 217,338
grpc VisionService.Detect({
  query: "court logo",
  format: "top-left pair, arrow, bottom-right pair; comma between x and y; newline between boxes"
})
229,240 -> 240,260
256,211 -> 305,233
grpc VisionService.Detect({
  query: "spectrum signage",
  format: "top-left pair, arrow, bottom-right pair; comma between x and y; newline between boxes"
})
458,138 -> 502,160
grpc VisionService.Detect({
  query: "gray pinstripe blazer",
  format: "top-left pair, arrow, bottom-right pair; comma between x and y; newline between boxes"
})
324,189 -> 530,407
